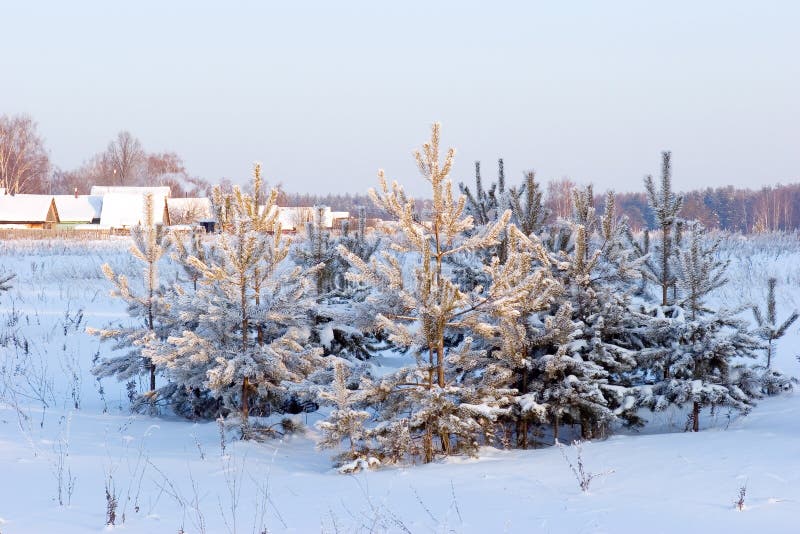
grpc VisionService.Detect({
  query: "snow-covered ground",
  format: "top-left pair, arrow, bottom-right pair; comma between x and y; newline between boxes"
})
1,235 -> 799,533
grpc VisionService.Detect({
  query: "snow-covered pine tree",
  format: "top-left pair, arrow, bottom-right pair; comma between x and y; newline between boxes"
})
89,192 -> 171,410
339,123 -> 558,463
571,184 -> 595,233
641,224 -> 761,432
153,164 -> 324,435
308,206 -> 385,361
508,171 -> 547,236
454,160 -> 527,289
752,277 -> 798,369
527,189 -> 646,440
292,205 -> 337,295
334,206 -> 381,291
676,225 -> 728,321
172,224 -> 212,291
448,226 -> 559,448
623,226 -> 651,297
315,360 -> 373,466
459,159 -> 516,226
644,151 -> 683,306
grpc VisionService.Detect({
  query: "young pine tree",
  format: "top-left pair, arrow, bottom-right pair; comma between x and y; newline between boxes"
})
752,278 -> 798,369
90,193 -> 171,410
315,360 -> 372,466
309,206 -> 384,361
508,171 -> 547,236
642,224 -> 761,432
339,123 -> 557,463
459,159 -> 515,226
153,164 -> 324,435
293,205 -> 338,296
644,151 -> 683,306
529,189 -> 646,441
172,224 -> 212,292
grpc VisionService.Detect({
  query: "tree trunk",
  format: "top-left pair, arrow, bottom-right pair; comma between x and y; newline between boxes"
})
692,401 -> 700,432
424,422 -> 433,463
255,268 -> 264,346
519,366 -> 529,449
661,226 -> 670,306
767,342 -> 773,369
519,420 -> 528,449
436,340 -> 445,388
242,376 -> 250,430
581,417 -> 592,440
553,415 -> 560,444
427,348 -> 435,389
440,431 -> 451,455
148,282 -> 156,398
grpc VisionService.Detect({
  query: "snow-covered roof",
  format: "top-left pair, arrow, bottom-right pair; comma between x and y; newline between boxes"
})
99,192 -> 167,228
90,185 -> 171,197
52,195 -> 103,223
0,195 -> 59,223
166,197 -> 213,224
255,206 -> 347,231
255,205 -> 307,231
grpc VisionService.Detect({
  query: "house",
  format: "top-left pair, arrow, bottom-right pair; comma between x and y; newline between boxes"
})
330,211 -> 350,230
98,193 -> 171,228
255,205 -> 350,233
166,197 -> 213,226
52,194 -> 103,225
0,195 -> 60,229
91,186 -> 170,228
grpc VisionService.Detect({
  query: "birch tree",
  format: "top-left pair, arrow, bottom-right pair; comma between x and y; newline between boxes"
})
0,114 -> 50,194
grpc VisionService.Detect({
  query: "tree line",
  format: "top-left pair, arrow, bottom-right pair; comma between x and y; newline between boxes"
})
287,172 -> 800,235
2,111 -> 797,231
0,113 -> 210,197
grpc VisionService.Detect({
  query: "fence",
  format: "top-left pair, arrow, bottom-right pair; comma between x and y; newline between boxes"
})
0,228 -> 126,240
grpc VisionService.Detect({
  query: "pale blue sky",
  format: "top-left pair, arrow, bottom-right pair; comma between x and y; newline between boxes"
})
2,1 -> 798,197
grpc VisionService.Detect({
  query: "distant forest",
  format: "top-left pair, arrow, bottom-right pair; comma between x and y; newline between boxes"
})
283,179 -> 800,234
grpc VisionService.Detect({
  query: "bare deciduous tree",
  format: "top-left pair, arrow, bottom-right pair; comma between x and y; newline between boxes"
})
545,177 -> 576,221
105,131 -> 146,185
56,132 -> 210,195
0,114 -> 50,194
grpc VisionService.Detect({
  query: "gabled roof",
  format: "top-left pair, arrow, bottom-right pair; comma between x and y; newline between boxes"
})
52,195 -> 103,223
166,197 -> 213,223
0,195 -> 60,223
99,192 -> 168,228
90,185 -> 171,197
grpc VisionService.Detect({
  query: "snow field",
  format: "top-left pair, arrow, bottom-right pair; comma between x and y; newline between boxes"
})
0,235 -> 799,533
